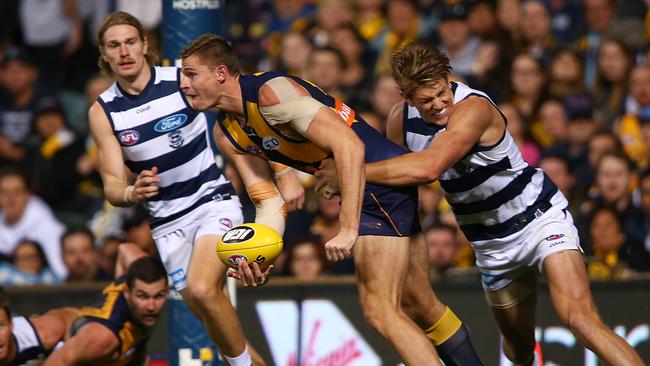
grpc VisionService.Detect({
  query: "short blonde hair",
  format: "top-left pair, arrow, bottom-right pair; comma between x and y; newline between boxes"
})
96,12 -> 158,76
180,34 -> 240,75
390,42 -> 452,98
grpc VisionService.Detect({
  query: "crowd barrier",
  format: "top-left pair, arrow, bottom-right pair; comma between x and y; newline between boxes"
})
6,277 -> 650,365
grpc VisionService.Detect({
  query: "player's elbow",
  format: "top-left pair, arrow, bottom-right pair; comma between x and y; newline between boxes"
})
416,166 -> 440,184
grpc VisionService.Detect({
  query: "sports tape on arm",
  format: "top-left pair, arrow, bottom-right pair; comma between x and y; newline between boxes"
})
259,77 -> 326,136
246,181 -> 287,235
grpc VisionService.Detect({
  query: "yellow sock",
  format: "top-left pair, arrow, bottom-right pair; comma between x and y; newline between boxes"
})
424,307 -> 462,345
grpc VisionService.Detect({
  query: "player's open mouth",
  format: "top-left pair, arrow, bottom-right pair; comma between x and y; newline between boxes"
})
435,108 -> 448,117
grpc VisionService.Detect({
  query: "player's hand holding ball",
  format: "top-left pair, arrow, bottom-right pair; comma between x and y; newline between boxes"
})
217,223 -> 283,286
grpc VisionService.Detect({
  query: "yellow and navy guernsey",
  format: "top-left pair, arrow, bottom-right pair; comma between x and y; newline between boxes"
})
71,277 -> 148,366
217,72 -> 421,237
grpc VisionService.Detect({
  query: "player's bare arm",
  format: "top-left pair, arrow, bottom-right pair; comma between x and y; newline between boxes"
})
115,243 -> 147,278
366,97 -> 499,186
259,77 -> 365,261
29,309 -> 72,351
89,102 -> 160,206
214,126 -> 281,285
271,163 -> 305,211
43,322 -> 119,365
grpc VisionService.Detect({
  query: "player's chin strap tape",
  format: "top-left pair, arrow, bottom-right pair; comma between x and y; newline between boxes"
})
246,180 -> 287,236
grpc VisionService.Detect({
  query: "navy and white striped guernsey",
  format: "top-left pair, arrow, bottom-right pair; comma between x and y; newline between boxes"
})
98,66 -> 234,230
403,82 -> 568,243
12,316 -> 47,365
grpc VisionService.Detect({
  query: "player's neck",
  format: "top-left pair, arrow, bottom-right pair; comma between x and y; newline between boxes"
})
212,75 -> 244,116
116,64 -> 152,96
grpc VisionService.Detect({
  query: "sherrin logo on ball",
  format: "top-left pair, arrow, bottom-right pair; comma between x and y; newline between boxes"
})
217,223 -> 283,271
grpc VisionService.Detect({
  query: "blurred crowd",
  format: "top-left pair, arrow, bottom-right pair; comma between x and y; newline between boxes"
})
1,0 -> 650,286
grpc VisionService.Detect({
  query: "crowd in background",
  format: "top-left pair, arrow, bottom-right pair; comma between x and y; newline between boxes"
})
1,0 -> 650,287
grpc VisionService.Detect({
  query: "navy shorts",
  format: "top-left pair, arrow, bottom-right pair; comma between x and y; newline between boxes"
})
352,120 -> 421,237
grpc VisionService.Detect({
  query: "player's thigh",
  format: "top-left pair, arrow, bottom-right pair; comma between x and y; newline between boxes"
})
542,249 -> 595,320
187,199 -> 244,289
353,235 -> 411,301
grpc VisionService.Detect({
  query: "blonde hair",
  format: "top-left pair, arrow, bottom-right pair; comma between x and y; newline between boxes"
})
96,12 -> 158,75
180,34 -> 240,75
390,42 -> 452,98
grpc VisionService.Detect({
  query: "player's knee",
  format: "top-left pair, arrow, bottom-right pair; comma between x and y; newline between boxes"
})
360,295 -> 399,331
186,281 -> 222,306
563,306 -> 600,336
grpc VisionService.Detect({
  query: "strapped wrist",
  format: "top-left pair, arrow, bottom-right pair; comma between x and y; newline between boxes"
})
124,185 -> 135,205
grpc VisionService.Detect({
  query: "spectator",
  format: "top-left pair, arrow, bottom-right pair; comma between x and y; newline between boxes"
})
309,0 -> 354,47
547,46 -> 585,100
617,65 -> 650,168
61,228 -> 111,283
0,167 -> 66,278
564,92 -> 600,190
437,2 -> 482,80
0,47 -> 51,166
305,46 -> 345,99
587,206 -> 650,280
277,32 -> 313,77
508,52 -> 549,147
0,239 -> 60,285
539,98 -> 569,150
330,24 -> 376,96
548,0 -> 586,44
518,0 -> 555,62
424,222 -> 461,283
593,38 -> 633,127
539,153 -> 580,215
284,236 -> 328,280
98,236 -> 122,279
581,151 -> 645,248
496,0 -> 522,48
500,102 -> 541,166
354,0 -> 386,42
638,169 -> 650,256
361,74 -> 403,134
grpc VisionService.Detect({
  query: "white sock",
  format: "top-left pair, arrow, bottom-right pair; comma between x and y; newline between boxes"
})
224,346 -> 252,366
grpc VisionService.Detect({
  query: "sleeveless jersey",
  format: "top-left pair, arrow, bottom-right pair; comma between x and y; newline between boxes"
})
403,82 -> 568,244
97,66 -> 234,232
72,278 -> 148,366
218,72 -> 421,237
11,316 -> 47,365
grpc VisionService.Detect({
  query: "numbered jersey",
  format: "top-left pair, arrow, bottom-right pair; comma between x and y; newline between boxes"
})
97,66 -> 234,234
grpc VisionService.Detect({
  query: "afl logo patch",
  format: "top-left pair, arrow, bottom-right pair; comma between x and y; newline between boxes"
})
118,130 -> 140,145
262,136 -> 280,151
154,114 -> 188,132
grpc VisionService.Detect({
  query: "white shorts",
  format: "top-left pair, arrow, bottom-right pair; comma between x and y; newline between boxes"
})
152,198 -> 243,291
476,207 -> 583,292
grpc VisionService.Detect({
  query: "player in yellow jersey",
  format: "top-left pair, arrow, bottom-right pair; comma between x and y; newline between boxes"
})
178,34 -> 484,366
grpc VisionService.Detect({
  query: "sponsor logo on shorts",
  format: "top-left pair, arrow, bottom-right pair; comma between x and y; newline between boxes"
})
169,268 -> 186,286
262,137 -> 280,151
220,218 -> 233,228
168,130 -> 184,148
227,254 -> 247,267
481,273 -> 503,286
154,113 -> 188,132
118,130 -> 140,145
545,234 -> 565,241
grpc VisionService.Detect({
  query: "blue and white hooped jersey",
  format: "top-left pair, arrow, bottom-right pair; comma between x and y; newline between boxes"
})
98,66 -> 234,232
12,316 -> 47,365
403,82 -> 568,244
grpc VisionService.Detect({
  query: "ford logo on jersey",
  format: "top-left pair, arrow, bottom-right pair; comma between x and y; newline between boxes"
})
154,114 -> 188,132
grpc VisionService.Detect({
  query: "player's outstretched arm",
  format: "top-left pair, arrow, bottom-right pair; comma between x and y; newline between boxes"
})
365,97 -> 494,186
29,307 -> 78,352
43,322 -> 119,365
115,242 -> 147,278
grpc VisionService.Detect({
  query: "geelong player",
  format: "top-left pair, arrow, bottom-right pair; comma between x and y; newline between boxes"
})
179,34 -> 484,365
316,42 -> 644,366
86,12 -> 292,366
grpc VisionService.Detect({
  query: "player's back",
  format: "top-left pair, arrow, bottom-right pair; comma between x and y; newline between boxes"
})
217,72 -> 410,175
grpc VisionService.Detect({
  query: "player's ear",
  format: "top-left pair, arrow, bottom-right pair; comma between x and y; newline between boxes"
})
216,64 -> 228,83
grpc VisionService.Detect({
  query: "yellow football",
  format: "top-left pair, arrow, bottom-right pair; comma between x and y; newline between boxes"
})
217,223 -> 283,271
